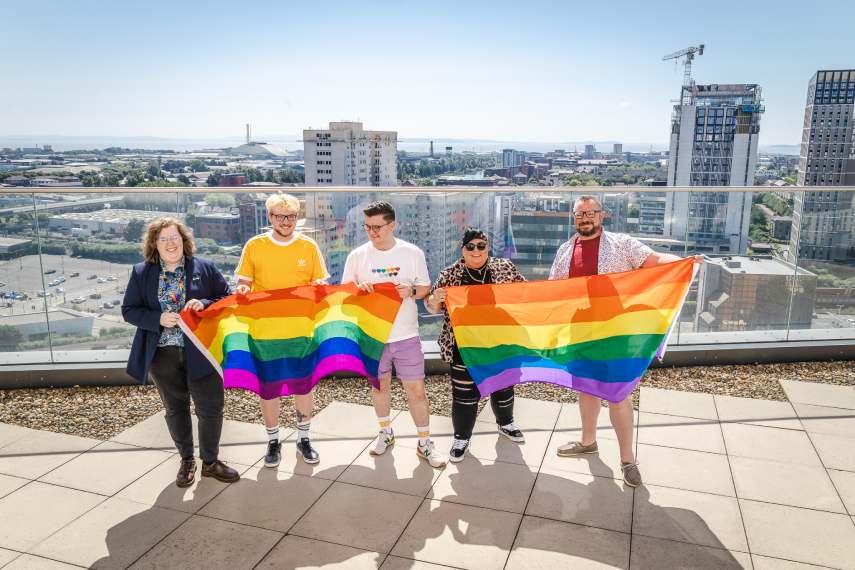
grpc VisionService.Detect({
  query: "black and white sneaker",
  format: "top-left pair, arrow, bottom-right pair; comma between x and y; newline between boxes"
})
263,439 -> 281,468
498,423 -> 525,443
449,438 -> 469,463
297,437 -> 320,464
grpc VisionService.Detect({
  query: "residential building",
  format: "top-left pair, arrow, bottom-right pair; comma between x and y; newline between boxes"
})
583,145 -> 597,159
502,149 -> 526,168
695,256 -> 816,332
196,212 -> 241,244
789,69 -> 855,262
236,193 -> 269,243
666,83 -> 764,254
613,143 -> 623,155
303,121 -> 397,186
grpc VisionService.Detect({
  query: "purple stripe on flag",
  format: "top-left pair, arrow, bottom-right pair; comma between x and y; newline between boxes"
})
475,367 -> 640,403
223,354 -> 380,399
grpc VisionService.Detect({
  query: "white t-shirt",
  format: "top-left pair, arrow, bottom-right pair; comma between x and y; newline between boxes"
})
341,238 -> 430,342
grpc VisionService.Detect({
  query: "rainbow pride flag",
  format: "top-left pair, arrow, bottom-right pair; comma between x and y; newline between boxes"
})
445,258 -> 698,403
179,283 -> 403,399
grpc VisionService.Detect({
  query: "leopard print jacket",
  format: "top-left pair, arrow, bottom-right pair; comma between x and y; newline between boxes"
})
429,257 -> 526,364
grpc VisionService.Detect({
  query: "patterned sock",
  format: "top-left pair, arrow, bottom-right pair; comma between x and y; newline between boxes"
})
378,416 -> 393,435
417,425 -> 430,447
265,426 -> 279,443
297,420 -> 311,440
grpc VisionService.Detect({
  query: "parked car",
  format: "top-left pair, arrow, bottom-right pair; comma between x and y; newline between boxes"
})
44,269 -> 56,275
58,276 -> 66,283
69,272 -> 79,278
70,297 -> 85,304
57,287 -> 64,293
89,292 -> 102,300
97,278 -> 107,284
102,302 -> 114,310
37,290 -> 47,297
106,275 -> 117,282
0,281 -> 6,287
87,274 -> 98,280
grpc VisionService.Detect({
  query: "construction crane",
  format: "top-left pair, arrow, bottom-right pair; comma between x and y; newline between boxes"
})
663,44 -> 705,88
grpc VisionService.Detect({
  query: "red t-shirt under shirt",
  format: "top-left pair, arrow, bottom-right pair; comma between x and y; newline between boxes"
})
569,235 -> 600,277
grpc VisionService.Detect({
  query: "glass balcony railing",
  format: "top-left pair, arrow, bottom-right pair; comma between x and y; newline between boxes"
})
1,185 -> 853,367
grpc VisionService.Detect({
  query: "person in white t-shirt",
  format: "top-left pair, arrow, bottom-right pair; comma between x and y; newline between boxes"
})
341,201 -> 446,468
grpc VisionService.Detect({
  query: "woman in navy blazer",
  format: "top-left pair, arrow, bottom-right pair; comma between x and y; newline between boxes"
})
122,217 -> 239,488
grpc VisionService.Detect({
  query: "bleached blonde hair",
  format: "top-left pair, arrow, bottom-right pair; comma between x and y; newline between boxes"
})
265,192 -> 300,213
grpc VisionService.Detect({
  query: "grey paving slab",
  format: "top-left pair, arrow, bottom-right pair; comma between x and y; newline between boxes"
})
311,401 -> 402,439
780,380 -> 855,410
0,473 -> 28,500
3,555 -> 80,569
721,422 -> 823,466
792,402 -> 855,438
740,498 -> 855,569
257,535 -> 385,569
38,441 -> 172,496
715,394 -> 804,430
340,436 -> 442,497
389,413 -> 455,453
0,548 -> 19,567
541,432 -> 625,480
827,468 -> 855,516
199,466 -> 331,532
632,484 -> 748,552
637,412 -> 725,454
429,455 -> 536,514
554,402 -> 639,442
751,555 -> 833,569
0,423 -> 38,450
381,556 -> 453,569
636,443 -> 735,496
392,498 -> 521,570
640,387 -> 718,420
525,467 -> 633,533
115,456 -> 250,514
506,515 -> 630,570
809,431 -> 855,472
129,515 -> 281,569
278,430 -> 373,480
110,411 -> 188,451
0,481 -> 103,551
730,455 -> 846,513
630,535 -> 751,569
291,481 -> 423,553
30,496 -> 189,569
0,430 -> 100,480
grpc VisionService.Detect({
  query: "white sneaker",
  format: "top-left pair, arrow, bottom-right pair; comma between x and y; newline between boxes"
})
416,440 -> 447,468
449,438 -> 469,463
369,430 -> 395,456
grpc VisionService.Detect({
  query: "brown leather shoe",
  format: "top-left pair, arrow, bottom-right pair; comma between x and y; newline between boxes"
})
201,460 -> 240,483
176,458 -> 196,488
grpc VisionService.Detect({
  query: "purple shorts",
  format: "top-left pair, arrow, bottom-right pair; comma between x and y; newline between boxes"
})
377,336 -> 425,381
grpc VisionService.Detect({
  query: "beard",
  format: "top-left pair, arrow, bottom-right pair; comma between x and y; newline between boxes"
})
577,222 -> 599,237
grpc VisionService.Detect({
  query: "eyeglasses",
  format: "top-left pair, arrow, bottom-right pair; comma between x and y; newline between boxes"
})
573,210 -> 602,219
463,242 -> 488,251
157,235 -> 182,244
363,222 -> 391,233
271,213 -> 298,223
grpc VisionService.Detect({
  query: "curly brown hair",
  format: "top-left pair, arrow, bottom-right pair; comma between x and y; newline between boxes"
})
142,217 -> 195,264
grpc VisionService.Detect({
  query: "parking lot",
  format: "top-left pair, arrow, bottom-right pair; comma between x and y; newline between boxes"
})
0,254 -> 133,319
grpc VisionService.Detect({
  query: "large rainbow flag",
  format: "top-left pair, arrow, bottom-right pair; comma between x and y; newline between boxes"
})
179,283 -> 403,399
445,258 -> 697,403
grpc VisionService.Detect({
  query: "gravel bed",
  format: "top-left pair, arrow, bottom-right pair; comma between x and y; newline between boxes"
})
1,361 -> 853,440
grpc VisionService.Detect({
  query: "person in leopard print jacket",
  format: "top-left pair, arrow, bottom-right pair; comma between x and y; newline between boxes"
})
425,228 -> 527,463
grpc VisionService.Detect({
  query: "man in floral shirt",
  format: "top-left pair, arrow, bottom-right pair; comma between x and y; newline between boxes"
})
550,195 -> 700,488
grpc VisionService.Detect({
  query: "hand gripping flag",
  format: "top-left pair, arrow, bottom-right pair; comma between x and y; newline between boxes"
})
179,283 -> 403,399
445,258 -> 698,403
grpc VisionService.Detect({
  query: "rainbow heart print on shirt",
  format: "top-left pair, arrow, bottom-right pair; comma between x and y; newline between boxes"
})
371,266 -> 402,278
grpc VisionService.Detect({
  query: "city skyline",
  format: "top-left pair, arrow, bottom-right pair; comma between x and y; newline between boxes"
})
2,1 -> 853,146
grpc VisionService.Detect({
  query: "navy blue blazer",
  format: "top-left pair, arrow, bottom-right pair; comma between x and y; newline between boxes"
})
122,256 -> 229,384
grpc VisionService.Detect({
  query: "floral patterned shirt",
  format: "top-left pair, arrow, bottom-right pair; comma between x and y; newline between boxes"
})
549,231 -> 653,280
157,258 -> 186,347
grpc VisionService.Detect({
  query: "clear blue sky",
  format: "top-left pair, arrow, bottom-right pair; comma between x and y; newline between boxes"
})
2,0 -> 852,145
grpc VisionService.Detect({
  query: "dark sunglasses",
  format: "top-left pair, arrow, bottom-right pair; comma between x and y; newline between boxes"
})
463,242 -> 487,251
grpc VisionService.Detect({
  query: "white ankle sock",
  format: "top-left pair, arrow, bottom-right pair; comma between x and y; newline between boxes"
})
265,426 -> 279,442
297,421 -> 310,440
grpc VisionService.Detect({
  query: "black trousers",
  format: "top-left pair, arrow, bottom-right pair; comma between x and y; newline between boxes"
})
148,346 -> 224,464
450,361 -> 515,440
